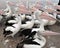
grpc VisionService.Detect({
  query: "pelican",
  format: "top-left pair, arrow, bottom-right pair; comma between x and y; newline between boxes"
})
16,29 -> 46,48
30,3 -> 60,31
21,15 -> 34,29
2,1 -> 12,19
14,4 -> 34,29
3,14 -> 21,37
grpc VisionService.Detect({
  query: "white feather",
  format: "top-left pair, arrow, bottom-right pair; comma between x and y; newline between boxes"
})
24,44 -> 41,48
20,14 -> 26,20
5,15 -> 21,37
8,20 -> 17,23
8,15 -> 19,23
21,16 -> 34,29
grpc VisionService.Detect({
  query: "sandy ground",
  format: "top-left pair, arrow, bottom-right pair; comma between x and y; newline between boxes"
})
0,21 -> 60,48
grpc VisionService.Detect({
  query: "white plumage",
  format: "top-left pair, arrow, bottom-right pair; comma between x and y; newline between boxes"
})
5,14 -> 21,37
21,15 -> 34,29
17,29 -> 46,48
33,10 -> 57,32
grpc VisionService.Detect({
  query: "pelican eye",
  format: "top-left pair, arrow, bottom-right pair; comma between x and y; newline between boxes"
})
21,13 -> 23,15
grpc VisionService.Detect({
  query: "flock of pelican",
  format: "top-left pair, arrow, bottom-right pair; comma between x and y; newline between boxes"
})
0,0 -> 60,48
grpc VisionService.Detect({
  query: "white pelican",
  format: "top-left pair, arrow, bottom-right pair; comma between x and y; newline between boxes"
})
16,29 -> 46,48
4,14 -> 21,37
2,1 -> 12,19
